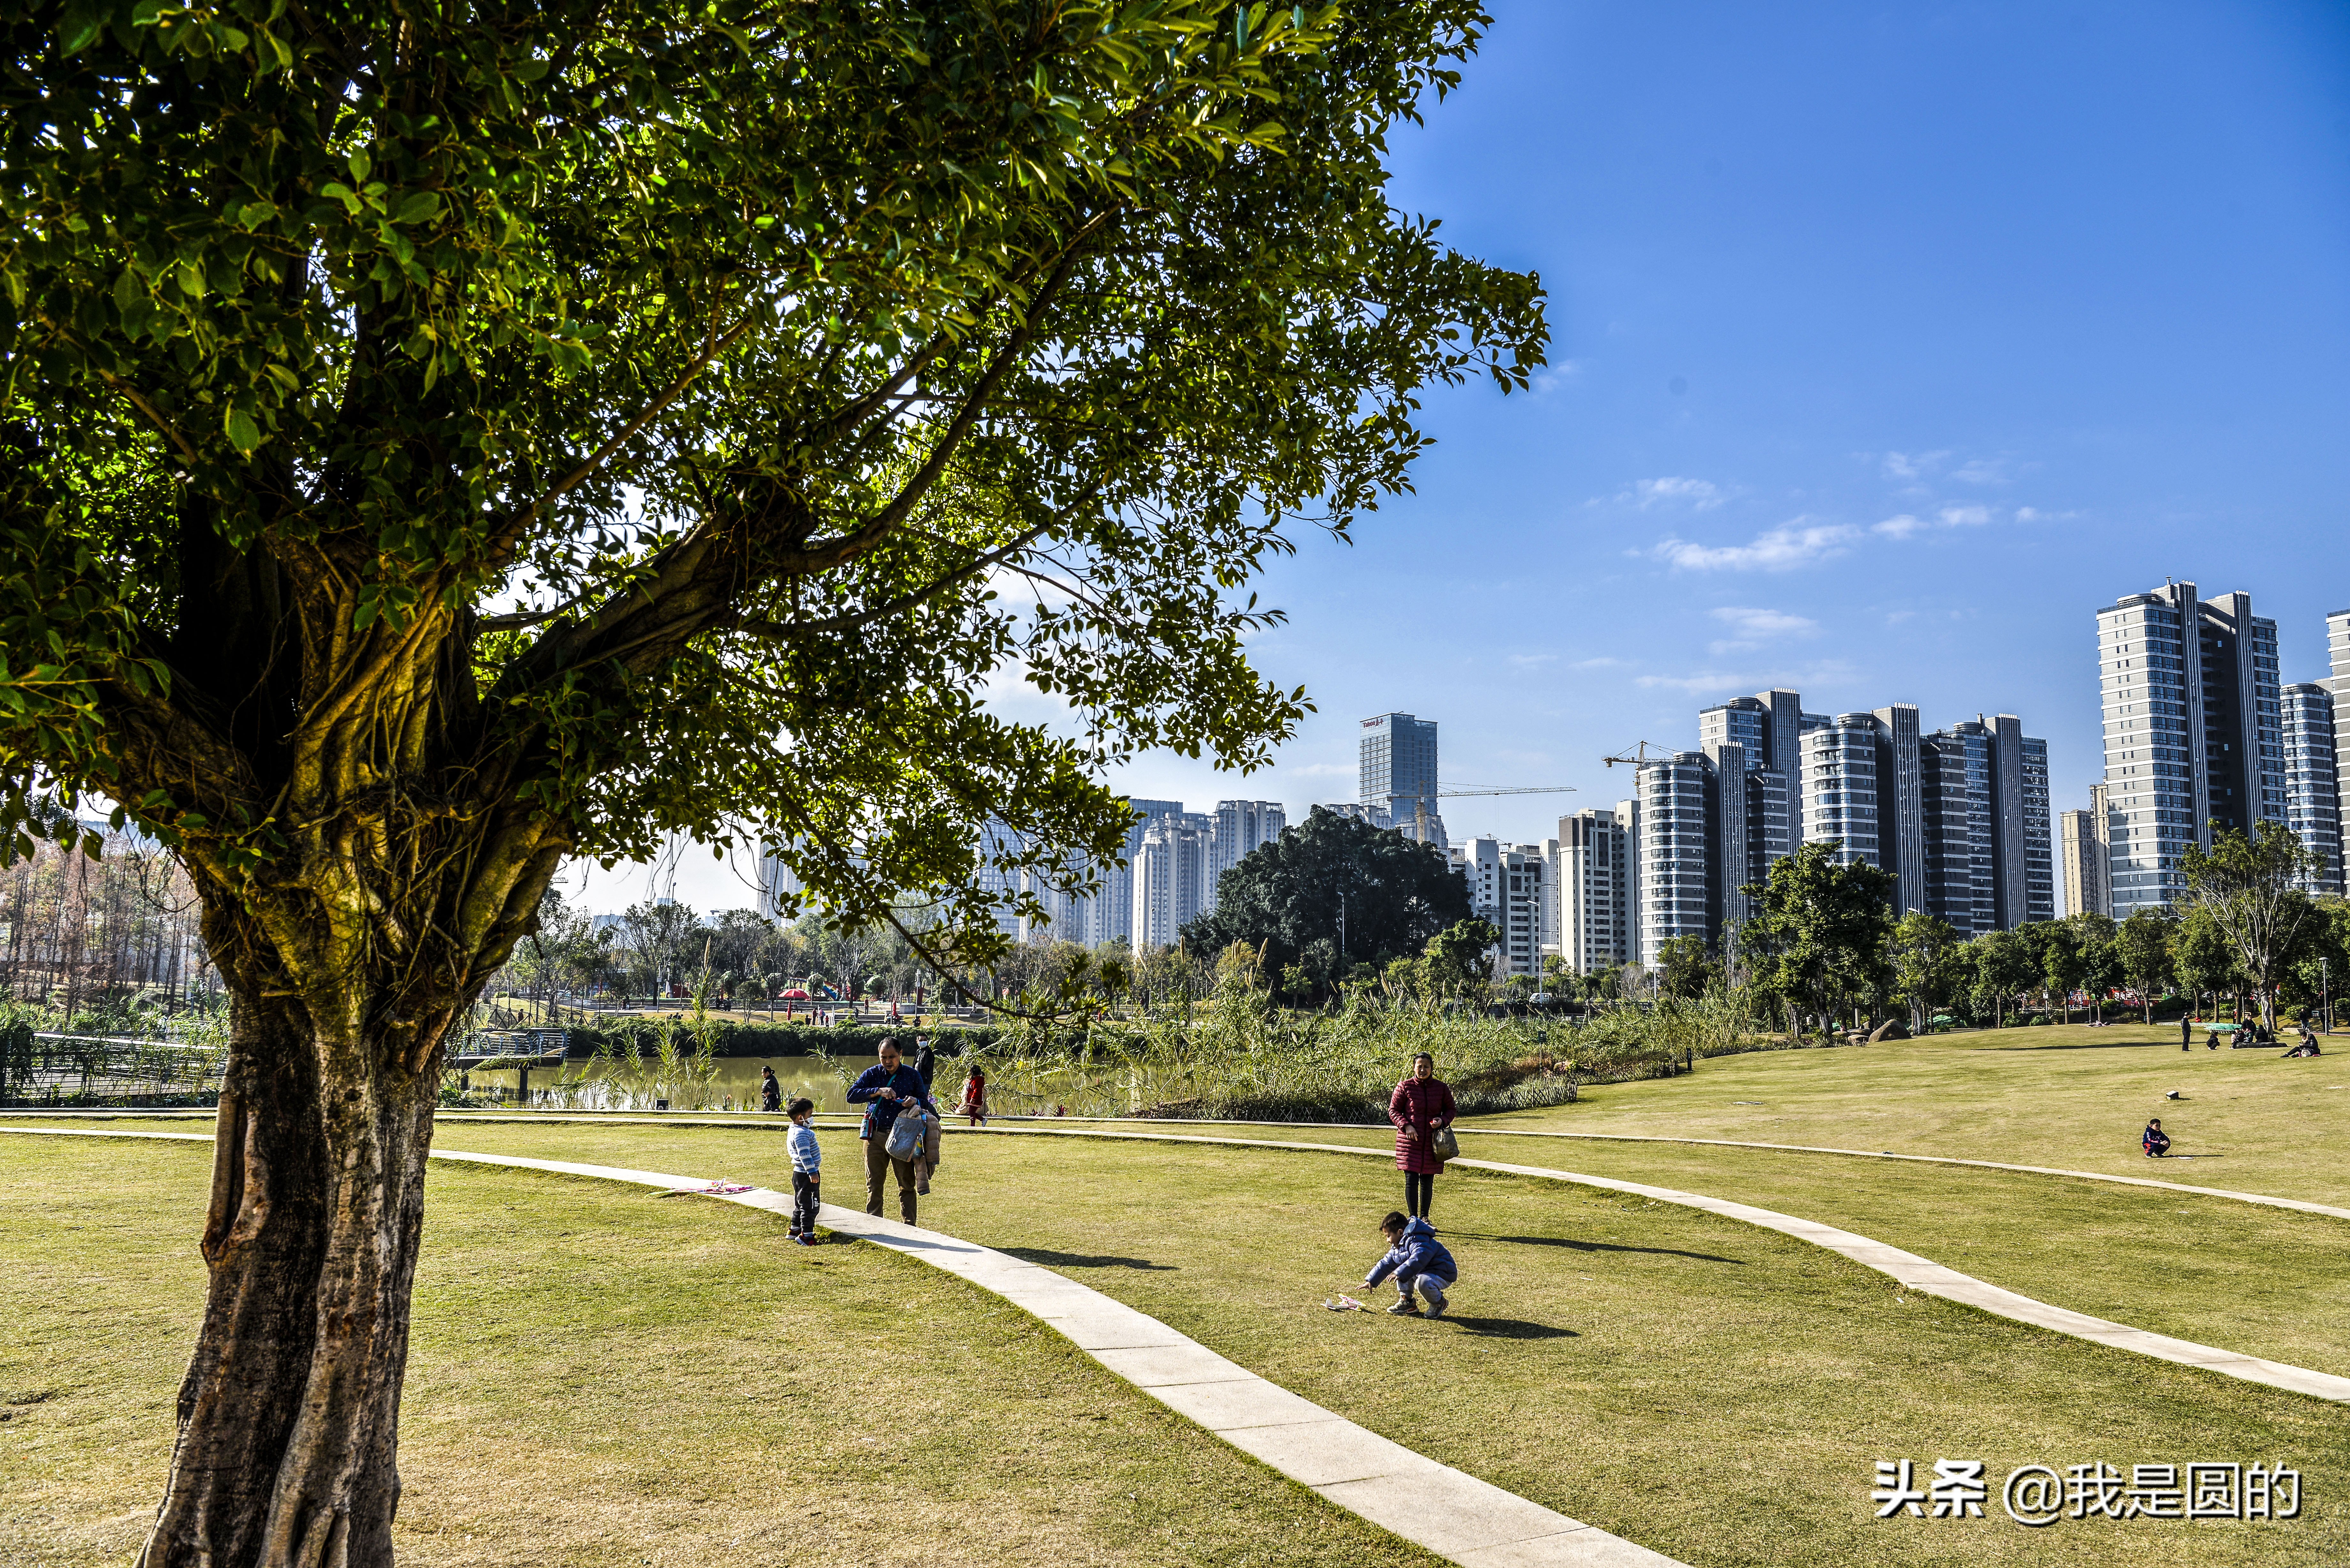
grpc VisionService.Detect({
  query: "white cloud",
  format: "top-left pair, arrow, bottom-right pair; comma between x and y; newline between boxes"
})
1506,652 -> 1560,669
1570,656 -> 1623,669
1649,521 -> 1859,571
1708,606 -> 1819,639
1880,450 -> 1951,481
1874,504 -> 1994,539
1529,361 -> 1587,396
1706,606 -> 1820,658
1622,476 -> 1725,510
1949,457 -> 2010,485
1634,670 -> 1759,695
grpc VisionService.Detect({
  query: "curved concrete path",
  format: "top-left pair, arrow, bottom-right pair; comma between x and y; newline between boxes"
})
0,1126 -> 1678,1568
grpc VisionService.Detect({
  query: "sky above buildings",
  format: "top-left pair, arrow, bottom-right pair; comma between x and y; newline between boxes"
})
629,0 -> 2350,917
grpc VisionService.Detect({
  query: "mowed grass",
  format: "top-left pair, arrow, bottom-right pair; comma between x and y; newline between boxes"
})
1489,1022 -> 2350,1203
0,1134 -> 1448,1568
352,1119 -> 2349,1568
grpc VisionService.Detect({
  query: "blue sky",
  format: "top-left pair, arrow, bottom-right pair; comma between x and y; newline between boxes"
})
643,0 -> 2350,915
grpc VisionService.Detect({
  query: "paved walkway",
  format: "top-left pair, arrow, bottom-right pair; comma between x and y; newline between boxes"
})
0,1126 -> 1679,1568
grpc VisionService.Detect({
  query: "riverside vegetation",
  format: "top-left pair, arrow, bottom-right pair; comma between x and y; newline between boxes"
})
859,950 -> 1786,1123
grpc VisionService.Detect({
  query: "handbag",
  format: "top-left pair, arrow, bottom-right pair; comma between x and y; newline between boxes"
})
884,1104 -> 928,1162
1429,1125 -> 1459,1162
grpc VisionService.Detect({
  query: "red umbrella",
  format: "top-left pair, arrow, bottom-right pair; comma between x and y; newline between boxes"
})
779,988 -> 812,1000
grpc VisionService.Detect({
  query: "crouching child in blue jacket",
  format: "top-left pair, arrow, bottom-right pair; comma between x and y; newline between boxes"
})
1365,1210 -> 1458,1318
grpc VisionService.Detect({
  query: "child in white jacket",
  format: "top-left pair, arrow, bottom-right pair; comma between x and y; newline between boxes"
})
786,1099 -> 821,1244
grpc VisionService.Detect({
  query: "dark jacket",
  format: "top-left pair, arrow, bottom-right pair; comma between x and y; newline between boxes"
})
1389,1076 -> 1457,1176
847,1064 -> 937,1140
759,1071 -> 781,1112
1365,1217 -> 1458,1288
913,1040 -> 937,1091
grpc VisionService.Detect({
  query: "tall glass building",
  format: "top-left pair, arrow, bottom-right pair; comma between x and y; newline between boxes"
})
1359,712 -> 1440,840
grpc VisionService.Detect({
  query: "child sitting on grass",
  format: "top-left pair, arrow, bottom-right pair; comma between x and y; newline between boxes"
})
1364,1210 -> 1457,1318
787,1098 -> 822,1245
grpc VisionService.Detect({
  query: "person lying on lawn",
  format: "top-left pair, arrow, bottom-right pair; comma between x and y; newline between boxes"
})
1364,1210 -> 1459,1319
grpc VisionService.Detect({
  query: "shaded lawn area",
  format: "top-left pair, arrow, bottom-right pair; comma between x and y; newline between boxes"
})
0,1135 -> 1449,1568
332,1119 -> 2350,1568
1481,1023 -> 2350,1204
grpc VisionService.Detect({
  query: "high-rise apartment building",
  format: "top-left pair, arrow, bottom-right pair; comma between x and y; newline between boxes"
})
1681,690 -> 2044,935
1360,712 -> 1441,844
2282,683 -> 2342,896
1699,691 -> 1801,866
1802,715 -> 1881,867
2097,582 -> 2285,916
1919,728 -> 1980,934
1557,805 -> 1637,974
2060,781 -> 2111,918
1452,837 -> 1547,977
1130,811 -> 1213,948
1208,800 -> 1286,908
1635,751 -> 1715,962
2021,735 -> 2055,923
1701,739 -> 1752,936
2329,608 -> 2350,883
1872,704 -> 1926,913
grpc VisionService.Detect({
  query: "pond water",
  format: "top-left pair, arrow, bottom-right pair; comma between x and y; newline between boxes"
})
459,1055 -> 883,1112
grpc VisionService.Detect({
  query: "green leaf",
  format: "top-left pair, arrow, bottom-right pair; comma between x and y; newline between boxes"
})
224,407 -> 263,453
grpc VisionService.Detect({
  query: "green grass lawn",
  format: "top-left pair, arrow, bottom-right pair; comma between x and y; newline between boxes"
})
0,1134 -> 1449,1568
1492,1022 -> 2350,1204
320,1118 -> 2348,1568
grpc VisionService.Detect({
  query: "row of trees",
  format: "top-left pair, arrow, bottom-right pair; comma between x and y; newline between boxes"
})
492,890 -> 954,1021
1623,824 -> 2346,1037
0,828 -> 220,1029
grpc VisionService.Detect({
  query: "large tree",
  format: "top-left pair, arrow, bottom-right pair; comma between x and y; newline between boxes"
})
2113,906 -> 2176,1024
1734,843 -> 1895,1037
1181,806 -> 1473,982
2180,823 -> 2323,1029
1888,909 -> 1960,1032
0,4 -> 1543,1562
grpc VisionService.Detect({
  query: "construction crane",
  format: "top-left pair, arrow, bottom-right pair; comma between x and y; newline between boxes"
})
1602,742 -> 1668,770
1392,784 -> 1578,845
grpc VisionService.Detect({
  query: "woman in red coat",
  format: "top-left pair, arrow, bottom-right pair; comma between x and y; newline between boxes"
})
1389,1051 -> 1457,1222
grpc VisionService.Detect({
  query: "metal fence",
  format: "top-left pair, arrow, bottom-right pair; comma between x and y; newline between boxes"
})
0,1028 -> 229,1105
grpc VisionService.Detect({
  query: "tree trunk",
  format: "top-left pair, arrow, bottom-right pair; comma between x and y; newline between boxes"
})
140,984 -> 441,1568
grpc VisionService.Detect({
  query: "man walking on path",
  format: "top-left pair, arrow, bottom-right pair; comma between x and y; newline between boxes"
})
847,1038 -> 937,1224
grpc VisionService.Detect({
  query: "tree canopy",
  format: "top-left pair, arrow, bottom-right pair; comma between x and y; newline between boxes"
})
0,4 -> 1545,1561
1734,842 -> 1895,1033
1181,807 -> 1472,983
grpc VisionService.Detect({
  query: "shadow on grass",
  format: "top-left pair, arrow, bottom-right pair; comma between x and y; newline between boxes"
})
1439,1315 -> 1579,1340
1002,1246 -> 1175,1271
1447,1231 -> 1745,1264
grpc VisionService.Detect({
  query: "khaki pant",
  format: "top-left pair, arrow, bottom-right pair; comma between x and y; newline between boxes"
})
863,1135 -> 917,1224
